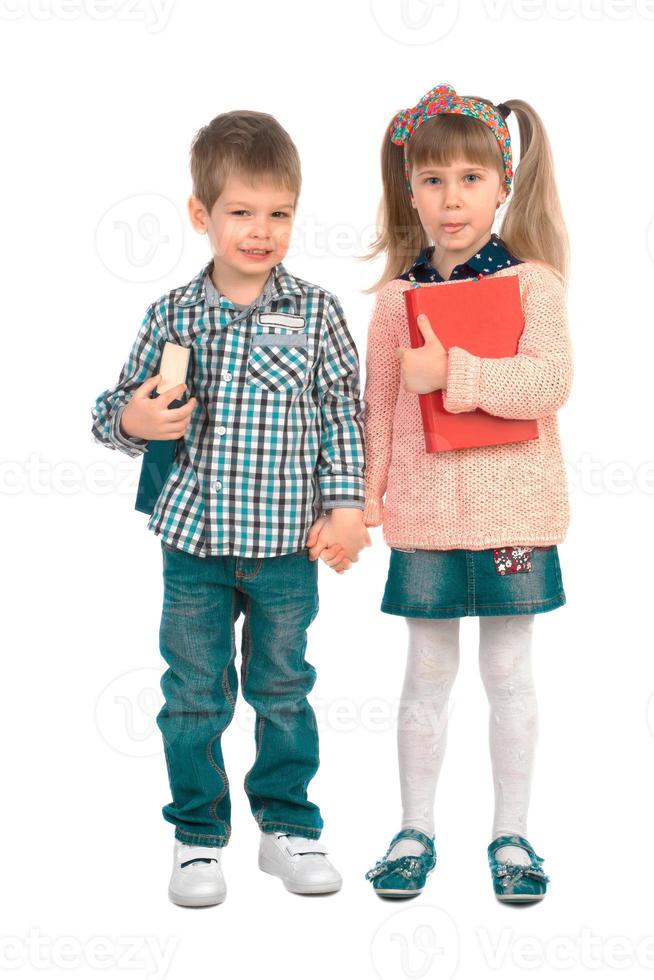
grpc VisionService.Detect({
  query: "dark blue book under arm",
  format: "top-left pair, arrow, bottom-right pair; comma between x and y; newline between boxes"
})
134,395 -> 186,516
134,348 -> 193,516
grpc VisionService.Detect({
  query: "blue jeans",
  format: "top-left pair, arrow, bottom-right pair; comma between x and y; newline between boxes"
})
156,540 -> 323,846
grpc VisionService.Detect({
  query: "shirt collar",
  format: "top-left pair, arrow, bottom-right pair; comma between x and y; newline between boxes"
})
175,259 -> 304,310
405,233 -> 521,282
203,273 -> 225,308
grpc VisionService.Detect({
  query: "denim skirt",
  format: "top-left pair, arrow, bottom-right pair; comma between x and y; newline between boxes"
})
381,545 -> 566,619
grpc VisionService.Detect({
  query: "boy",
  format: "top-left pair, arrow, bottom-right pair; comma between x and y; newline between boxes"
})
91,110 -> 370,906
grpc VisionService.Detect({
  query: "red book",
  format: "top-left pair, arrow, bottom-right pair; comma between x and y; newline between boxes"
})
404,275 -> 539,452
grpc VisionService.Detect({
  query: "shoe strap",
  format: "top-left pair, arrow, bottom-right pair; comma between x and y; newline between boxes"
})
177,845 -> 219,864
488,834 -> 542,863
387,828 -> 435,855
283,835 -> 328,856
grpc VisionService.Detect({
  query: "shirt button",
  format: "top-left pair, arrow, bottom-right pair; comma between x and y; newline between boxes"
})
217,426 -> 226,435
222,371 -> 232,382
213,481 -> 222,492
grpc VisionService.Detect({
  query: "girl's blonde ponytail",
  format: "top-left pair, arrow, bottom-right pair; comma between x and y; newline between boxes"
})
364,118 -> 429,293
496,100 -> 569,285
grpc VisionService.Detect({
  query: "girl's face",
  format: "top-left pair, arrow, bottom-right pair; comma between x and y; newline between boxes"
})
410,157 -> 507,259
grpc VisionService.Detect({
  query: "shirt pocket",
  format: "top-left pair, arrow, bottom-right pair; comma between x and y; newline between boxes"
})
246,334 -> 309,392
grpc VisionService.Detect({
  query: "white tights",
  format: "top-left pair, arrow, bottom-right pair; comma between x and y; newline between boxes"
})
390,614 -> 537,864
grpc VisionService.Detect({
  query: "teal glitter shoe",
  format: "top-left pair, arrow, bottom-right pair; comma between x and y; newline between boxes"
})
487,834 -> 549,903
365,829 -> 436,898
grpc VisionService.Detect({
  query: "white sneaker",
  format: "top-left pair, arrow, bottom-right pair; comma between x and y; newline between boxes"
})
168,841 -> 226,907
258,831 -> 342,894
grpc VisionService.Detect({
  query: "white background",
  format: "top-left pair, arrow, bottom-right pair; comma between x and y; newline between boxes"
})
4,0 -> 654,977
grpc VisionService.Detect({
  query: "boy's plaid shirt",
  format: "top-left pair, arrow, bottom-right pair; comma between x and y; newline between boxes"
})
91,260 -> 366,558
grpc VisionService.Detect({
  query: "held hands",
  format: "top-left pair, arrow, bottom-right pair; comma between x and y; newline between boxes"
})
396,313 -> 448,394
305,509 -> 372,574
120,375 -> 198,441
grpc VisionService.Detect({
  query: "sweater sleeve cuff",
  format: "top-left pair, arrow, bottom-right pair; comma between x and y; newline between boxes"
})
363,496 -> 383,527
442,346 -> 482,414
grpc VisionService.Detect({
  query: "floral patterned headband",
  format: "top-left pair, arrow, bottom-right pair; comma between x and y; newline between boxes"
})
390,83 -> 513,195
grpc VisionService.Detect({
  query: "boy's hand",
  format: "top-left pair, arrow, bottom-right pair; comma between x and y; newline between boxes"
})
396,313 -> 448,393
306,516 -> 352,574
120,375 -> 198,441
306,509 -> 371,569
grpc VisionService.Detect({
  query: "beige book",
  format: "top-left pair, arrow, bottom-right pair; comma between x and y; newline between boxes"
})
156,342 -> 191,395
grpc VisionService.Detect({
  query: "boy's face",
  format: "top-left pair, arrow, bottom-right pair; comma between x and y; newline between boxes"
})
188,175 -> 296,282
409,157 -> 507,258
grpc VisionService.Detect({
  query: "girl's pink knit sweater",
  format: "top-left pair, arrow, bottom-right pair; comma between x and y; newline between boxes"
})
362,261 -> 573,550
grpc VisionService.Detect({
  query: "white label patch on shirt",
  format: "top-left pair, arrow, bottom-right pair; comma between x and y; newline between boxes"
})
257,313 -> 306,331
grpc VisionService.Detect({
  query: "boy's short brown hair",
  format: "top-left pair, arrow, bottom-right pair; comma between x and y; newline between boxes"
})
190,110 -> 302,213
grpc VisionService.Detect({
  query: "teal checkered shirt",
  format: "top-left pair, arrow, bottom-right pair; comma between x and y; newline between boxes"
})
91,260 -> 365,557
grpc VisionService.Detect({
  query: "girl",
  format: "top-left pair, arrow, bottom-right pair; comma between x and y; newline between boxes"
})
362,84 -> 572,902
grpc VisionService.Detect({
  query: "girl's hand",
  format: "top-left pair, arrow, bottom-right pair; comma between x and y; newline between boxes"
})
396,314 -> 448,394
